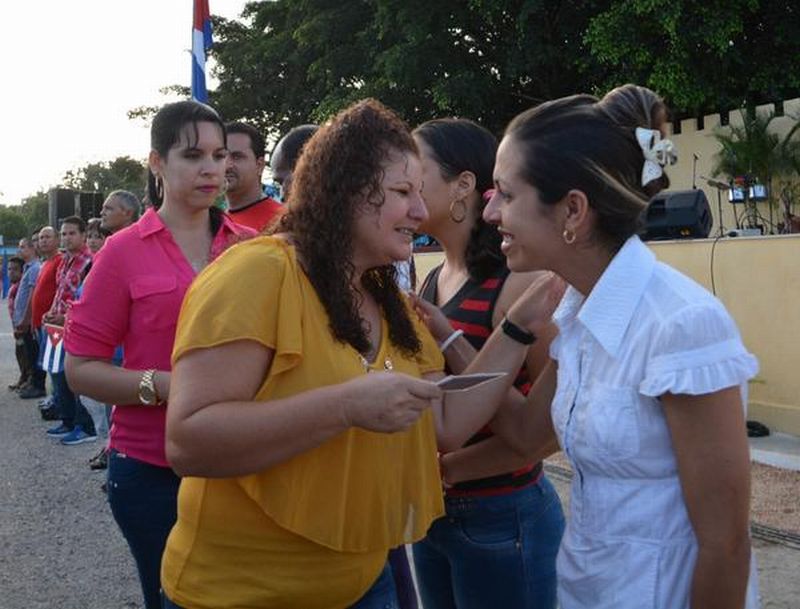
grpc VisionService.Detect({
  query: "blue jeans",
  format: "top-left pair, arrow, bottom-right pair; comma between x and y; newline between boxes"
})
162,562 -> 398,609
108,449 -> 180,609
51,371 -> 94,433
412,476 -> 565,609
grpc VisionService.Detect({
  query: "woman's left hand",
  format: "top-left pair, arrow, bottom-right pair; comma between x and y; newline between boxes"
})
408,292 -> 453,343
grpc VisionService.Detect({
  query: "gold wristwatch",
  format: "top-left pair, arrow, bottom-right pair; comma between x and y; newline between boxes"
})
137,369 -> 161,406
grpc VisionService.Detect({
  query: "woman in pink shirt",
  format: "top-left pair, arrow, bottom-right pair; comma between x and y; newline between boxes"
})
65,100 -> 254,609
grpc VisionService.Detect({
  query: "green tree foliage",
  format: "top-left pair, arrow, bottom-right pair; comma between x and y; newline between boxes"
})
17,191 -> 49,234
586,0 -> 800,115
61,156 -> 147,200
210,0 -> 609,137
207,0 -> 799,136
0,206 -> 30,242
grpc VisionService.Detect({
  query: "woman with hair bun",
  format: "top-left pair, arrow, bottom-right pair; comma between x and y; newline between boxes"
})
446,85 -> 759,608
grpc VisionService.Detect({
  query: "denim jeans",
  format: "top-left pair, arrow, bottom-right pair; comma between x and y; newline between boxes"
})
108,449 -> 180,609
389,546 -> 418,609
162,561 -> 399,609
412,476 -> 565,609
80,396 -> 109,441
51,371 -> 94,433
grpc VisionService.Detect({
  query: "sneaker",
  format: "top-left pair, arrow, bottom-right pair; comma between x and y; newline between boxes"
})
38,396 -> 54,409
60,426 -> 97,446
88,448 -> 108,471
46,423 -> 73,438
19,386 -> 46,399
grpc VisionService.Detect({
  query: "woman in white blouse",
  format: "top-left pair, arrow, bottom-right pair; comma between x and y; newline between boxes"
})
442,85 -> 759,609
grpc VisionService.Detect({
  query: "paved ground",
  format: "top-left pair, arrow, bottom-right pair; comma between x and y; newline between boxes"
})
0,310 -> 798,608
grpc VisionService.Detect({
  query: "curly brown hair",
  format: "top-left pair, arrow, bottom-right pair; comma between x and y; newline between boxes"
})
274,98 -> 423,357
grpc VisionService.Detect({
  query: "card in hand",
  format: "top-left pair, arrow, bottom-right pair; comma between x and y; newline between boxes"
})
436,372 -> 507,392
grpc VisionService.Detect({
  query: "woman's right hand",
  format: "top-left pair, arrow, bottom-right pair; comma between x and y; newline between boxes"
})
505,272 -> 566,335
408,292 -> 453,343
341,372 -> 443,433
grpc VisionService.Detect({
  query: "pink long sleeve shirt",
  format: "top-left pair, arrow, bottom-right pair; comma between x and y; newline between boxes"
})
65,208 -> 255,467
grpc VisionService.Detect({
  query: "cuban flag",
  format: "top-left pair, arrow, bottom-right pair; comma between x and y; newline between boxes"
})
40,323 -> 66,374
192,0 -> 213,103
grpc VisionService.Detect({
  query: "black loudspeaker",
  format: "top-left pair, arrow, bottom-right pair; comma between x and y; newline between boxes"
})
48,188 -> 105,227
48,188 -> 78,227
78,191 -> 105,221
642,189 -> 713,241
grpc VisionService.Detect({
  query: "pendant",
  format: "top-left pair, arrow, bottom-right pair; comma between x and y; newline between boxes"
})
359,354 -> 394,372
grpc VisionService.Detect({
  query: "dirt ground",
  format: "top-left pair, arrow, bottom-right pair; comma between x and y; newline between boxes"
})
1,306 -> 797,608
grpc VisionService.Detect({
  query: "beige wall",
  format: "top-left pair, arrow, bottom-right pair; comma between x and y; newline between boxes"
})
414,234 -> 800,434
666,98 -> 800,236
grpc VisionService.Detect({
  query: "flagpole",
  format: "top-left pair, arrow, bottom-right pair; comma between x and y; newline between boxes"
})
191,0 -> 212,102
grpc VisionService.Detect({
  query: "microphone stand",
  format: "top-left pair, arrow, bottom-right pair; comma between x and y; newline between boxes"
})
700,176 -> 728,237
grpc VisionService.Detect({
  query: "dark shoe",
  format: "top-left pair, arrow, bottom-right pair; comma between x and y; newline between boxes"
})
40,407 -> 60,421
89,448 -> 108,471
19,386 -> 46,399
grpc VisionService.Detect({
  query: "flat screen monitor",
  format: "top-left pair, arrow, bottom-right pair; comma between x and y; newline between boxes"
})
728,187 -> 746,203
749,184 -> 768,201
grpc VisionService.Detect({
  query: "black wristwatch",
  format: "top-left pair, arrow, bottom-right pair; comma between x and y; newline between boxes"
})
501,317 -> 536,345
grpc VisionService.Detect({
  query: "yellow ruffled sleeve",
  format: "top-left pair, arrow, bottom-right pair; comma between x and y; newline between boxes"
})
172,236 -> 302,378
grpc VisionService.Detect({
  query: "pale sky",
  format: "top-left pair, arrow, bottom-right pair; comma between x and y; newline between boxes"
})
0,0 -> 249,206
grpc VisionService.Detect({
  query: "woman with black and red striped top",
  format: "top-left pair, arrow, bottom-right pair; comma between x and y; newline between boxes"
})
410,118 -> 565,609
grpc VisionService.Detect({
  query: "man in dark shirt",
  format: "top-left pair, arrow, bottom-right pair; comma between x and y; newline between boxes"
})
20,227 -> 60,400
270,124 -> 318,201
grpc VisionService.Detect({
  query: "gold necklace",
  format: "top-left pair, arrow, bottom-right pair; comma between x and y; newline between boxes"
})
358,353 -> 394,373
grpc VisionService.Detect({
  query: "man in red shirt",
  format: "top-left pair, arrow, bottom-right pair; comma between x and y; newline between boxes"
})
20,226 -> 61,400
224,122 -> 282,232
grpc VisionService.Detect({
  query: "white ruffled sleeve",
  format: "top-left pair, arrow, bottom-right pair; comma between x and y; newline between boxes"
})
639,303 -> 758,397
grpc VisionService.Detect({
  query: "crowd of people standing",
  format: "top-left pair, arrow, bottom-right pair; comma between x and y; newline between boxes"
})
5,84 -> 760,609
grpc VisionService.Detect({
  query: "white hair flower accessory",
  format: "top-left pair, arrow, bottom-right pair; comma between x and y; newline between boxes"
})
635,127 -> 678,186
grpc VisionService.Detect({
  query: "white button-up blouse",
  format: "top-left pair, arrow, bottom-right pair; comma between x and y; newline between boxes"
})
550,236 -> 760,609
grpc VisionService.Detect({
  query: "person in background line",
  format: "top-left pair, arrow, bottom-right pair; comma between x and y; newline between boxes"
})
13,239 -> 41,394
269,123 -> 319,201
25,226 -> 61,406
452,85 -> 758,608
80,217 -> 114,470
7,256 -> 27,390
64,100 -> 255,609
100,190 -> 140,234
86,218 -> 112,255
44,216 -> 96,446
158,99 -> 521,609
225,121 -> 283,231
410,118 -> 564,609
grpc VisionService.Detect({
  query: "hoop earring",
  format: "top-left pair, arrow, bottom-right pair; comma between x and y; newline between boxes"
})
562,228 -> 576,245
449,198 -> 467,223
155,175 -> 164,200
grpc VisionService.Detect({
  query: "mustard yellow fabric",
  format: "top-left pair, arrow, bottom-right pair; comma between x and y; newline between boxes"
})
161,236 -> 445,609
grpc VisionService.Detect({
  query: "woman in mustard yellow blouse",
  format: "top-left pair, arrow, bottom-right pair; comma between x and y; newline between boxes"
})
160,99 -> 558,609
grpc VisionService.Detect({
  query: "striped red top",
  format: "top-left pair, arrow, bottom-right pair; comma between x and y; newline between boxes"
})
420,264 -> 540,495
